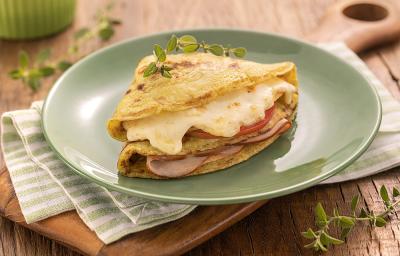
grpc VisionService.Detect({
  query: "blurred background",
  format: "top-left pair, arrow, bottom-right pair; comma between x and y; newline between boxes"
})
1,0 -> 399,106
0,0 -> 363,104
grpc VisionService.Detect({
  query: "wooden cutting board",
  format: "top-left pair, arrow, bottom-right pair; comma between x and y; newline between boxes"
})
1,0 -> 399,255
0,166 -> 266,255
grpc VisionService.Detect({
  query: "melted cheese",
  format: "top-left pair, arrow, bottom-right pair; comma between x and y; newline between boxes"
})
123,80 -> 296,154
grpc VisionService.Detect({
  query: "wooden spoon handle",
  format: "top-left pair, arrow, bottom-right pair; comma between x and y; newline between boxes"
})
307,0 -> 400,53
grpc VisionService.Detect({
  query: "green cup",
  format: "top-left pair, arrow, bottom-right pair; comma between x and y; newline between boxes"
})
0,0 -> 76,40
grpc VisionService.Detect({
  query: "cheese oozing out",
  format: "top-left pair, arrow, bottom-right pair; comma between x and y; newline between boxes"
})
123,79 -> 297,154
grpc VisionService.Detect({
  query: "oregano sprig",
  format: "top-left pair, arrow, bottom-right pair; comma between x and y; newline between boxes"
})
70,2 -> 121,54
303,185 -> 400,252
143,34 -> 247,78
8,1 -> 121,92
8,50 -> 55,91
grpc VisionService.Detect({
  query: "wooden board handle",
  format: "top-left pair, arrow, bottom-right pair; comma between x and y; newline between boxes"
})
307,0 -> 400,53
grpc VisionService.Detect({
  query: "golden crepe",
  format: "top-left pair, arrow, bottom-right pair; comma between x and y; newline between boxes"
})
107,52 -> 298,179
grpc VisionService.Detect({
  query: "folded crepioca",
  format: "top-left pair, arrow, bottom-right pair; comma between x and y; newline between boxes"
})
107,52 -> 298,179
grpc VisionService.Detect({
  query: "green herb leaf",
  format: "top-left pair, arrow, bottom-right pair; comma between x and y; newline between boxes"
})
8,69 -> 23,79
359,208 -> 368,218
207,44 -> 224,56
351,195 -> 359,212
39,66 -> 55,77
160,65 -> 172,78
320,231 -> 343,247
182,43 -> 199,53
315,240 -> 328,252
393,187 -> 400,197
339,216 -> 355,228
315,203 -> 328,225
28,69 -> 42,79
380,185 -> 390,203
153,44 -> 166,62
375,216 -> 387,227
27,77 -> 41,91
161,69 -> 172,78
301,228 -> 316,239
36,49 -> 51,64
232,47 -> 247,58
162,65 -> 172,71
340,227 -> 352,240
74,28 -> 90,40
322,232 -> 344,245
179,35 -> 197,46
57,61 -> 73,71
143,62 -> 158,77
98,26 -> 114,41
166,35 -> 178,53
19,51 -> 29,69
320,232 -> 330,247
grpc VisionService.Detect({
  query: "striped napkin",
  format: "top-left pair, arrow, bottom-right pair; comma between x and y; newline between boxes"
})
1,101 -> 196,244
321,43 -> 400,183
1,43 -> 400,244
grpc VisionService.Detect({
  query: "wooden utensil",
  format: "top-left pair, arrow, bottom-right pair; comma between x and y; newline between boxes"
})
0,0 -> 399,255
307,0 -> 400,52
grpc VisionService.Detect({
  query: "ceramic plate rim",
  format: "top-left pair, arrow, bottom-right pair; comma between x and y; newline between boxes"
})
42,28 -> 382,204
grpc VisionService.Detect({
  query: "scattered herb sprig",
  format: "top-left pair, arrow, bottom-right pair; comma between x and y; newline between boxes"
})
303,185 -> 400,252
143,34 -> 247,78
8,1 -> 121,92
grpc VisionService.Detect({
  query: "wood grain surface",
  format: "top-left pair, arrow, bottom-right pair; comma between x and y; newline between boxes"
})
1,0 -> 400,255
0,165 -> 267,256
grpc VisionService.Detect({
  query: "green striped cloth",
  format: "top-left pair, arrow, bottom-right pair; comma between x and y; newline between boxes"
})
321,43 -> 400,183
1,43 -> 400,244
1,101 -> 196,244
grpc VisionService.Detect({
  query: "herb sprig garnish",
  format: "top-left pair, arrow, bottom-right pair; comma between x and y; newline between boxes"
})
8,1 -> 121,92
303,185 -> 400,252
143,34 -> 247,78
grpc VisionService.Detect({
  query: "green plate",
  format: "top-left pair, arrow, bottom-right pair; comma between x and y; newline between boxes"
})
42,29 -> 381,205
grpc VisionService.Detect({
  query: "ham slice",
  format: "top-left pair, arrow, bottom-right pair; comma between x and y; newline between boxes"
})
239,119 -> 291,144
147,145 -> 243,178
147,155 -> 208,178
203,145 -> 244,163
146,119 -> 291,178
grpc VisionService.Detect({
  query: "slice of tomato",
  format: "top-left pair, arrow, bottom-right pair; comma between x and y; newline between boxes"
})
236,105 -> 275,136
187,105 -> 275,139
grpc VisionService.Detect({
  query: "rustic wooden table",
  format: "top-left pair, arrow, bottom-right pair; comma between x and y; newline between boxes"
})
1,0 -> 400,255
